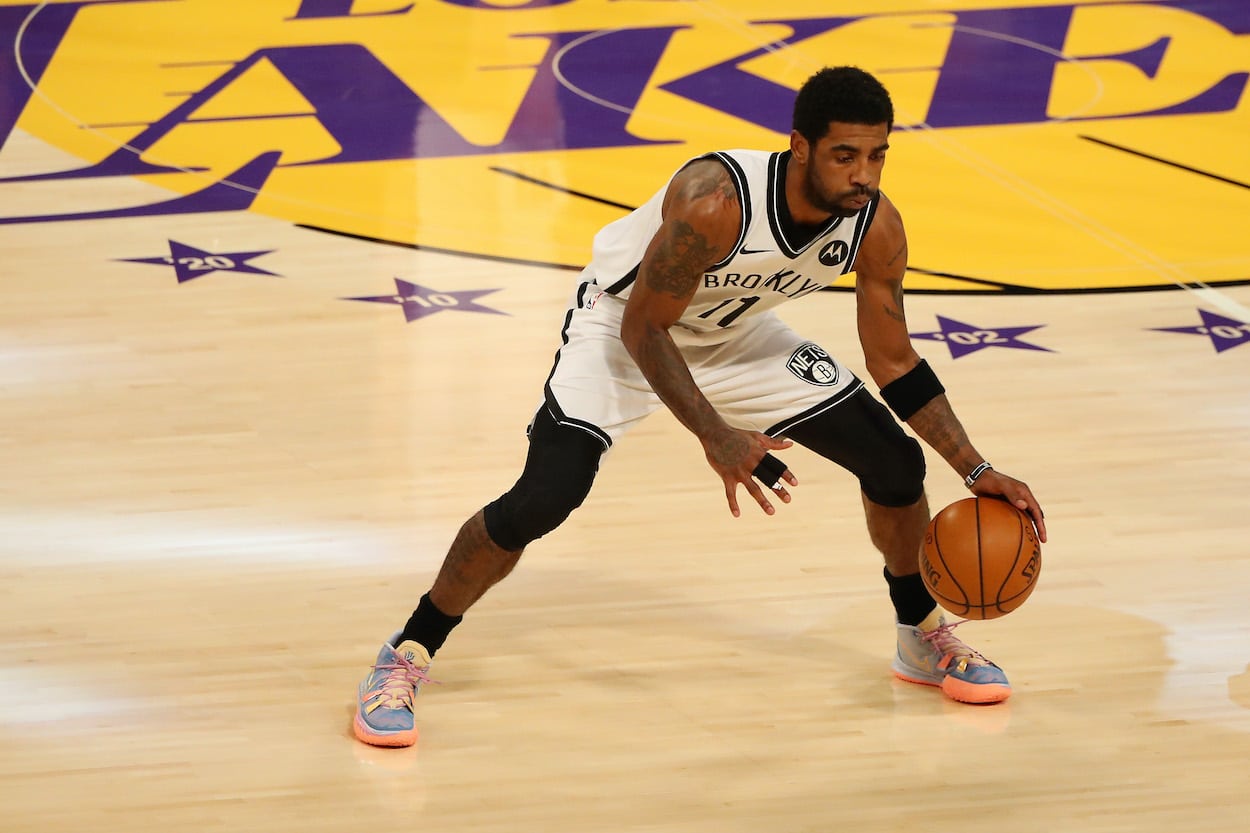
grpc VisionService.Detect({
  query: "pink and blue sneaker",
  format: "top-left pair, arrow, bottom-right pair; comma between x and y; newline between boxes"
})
892,614 -> 1011,704
354,638 -> 435,747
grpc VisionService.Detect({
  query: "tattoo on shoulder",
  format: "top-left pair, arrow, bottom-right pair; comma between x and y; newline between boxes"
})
646,219 -> 716,297
685,162 -> 738,204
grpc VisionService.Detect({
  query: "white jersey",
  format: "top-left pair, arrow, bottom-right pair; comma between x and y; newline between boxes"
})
542,149 -> 872,447
581,149 -> 879,345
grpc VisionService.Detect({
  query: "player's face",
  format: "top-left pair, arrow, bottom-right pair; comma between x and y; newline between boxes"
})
795,122 -> 890,218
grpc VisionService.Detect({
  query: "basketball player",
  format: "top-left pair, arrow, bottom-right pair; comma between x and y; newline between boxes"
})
354,66 -> 1048,747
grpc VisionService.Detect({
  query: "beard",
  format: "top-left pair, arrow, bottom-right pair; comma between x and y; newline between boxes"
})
802,166 -> 876,217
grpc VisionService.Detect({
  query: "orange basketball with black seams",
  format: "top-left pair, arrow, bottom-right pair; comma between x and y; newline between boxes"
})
920,497 -> 1041,620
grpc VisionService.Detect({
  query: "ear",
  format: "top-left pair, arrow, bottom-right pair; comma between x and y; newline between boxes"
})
789,130 -> 808,165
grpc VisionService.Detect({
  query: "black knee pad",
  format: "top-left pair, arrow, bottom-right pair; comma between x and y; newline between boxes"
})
859,431 -> 925,507
482,406 -> 605,551
785,388 -> 926,507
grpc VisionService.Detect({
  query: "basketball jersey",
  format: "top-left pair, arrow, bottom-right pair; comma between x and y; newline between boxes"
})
581,149 -> 880,345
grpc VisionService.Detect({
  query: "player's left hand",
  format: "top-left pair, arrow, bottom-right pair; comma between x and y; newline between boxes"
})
969,469 -> 1047,543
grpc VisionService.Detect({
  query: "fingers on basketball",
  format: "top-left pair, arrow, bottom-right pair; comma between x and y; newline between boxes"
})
919,496 -> 1042,620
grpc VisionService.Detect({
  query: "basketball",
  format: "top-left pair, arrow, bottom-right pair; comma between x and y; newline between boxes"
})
920,497 -> 1041,620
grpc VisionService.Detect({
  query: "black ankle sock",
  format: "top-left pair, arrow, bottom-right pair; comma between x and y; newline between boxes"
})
883,567 -> 937,626
397,593 -> 463,657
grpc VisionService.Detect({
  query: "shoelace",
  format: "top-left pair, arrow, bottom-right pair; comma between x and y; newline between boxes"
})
370,654 -> 439,711
920,619 -> 989,666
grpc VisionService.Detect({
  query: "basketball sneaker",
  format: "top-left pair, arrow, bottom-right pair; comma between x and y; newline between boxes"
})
892,613 -> 1011,704
353,637 -> 435,747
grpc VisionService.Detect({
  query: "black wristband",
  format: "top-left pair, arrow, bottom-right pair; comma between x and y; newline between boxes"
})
880,359 -> 945,421
751,453 -> 787,488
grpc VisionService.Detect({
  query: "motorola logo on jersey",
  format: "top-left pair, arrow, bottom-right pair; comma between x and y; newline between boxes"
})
787,343 -> 840,386
3,0 -> 1248,293
818,240 -> 850,268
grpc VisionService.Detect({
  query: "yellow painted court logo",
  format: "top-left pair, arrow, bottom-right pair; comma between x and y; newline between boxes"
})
3,0 -> 1248,292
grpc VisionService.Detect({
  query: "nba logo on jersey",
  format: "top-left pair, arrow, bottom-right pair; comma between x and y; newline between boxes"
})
787,343 -> 840,386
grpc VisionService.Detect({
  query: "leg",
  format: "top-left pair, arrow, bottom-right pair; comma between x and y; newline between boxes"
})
783,388 -> 1011,704
428,510 -> 523,617
862,490 -> 930,579
783,388 -> 928,576
863,491 -> 956,638
410,403 -> 606,642
353,405 -> 605,747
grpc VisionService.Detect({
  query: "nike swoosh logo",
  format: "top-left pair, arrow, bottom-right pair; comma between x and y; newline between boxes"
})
738,247 -> 771,255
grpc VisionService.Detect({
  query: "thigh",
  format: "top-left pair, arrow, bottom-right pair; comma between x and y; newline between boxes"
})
691,314 -> 864,435
542,284 -> 662,448
783,387 -> 926,506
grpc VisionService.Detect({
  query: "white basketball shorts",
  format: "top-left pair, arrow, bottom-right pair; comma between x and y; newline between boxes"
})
540,280 -> 864,448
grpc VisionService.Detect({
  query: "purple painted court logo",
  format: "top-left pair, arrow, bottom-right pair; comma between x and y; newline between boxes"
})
5,2 -> 1248,293
1151,308 -> 1250,353
119,241 -> 279,283
911,315 -> 1053,359
345,279 -> 506,322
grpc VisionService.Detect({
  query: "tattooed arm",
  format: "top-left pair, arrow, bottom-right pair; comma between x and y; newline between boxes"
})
853,194 -> 1046,539
621,158 -> 798,517
853,195 -> 981,472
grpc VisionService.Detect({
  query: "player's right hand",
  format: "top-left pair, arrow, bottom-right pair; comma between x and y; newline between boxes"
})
701,428 -> 798,517
969,469 -> 1047,543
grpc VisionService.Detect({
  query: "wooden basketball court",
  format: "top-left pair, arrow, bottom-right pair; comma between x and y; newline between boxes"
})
2,2 -> 1248,831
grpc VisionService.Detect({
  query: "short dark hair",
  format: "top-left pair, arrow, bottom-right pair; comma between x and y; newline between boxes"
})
792,66 -> 894,144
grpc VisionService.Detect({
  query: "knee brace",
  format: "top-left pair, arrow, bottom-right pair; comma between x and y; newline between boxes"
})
858,432 -> 925,507
482,407 -> 605,551
784,388 -> 926,507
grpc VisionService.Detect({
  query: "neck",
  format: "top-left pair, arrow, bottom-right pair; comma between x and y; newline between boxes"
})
783,152 -> 832,225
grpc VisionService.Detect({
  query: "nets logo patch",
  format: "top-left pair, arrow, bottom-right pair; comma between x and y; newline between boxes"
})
787,343 -> 839,386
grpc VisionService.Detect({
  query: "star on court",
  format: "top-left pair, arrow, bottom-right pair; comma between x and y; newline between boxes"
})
911,315 -> 1053,359
345,279 -> 506,322
1151,309 -> 1250,353
119,240 -> 280,283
